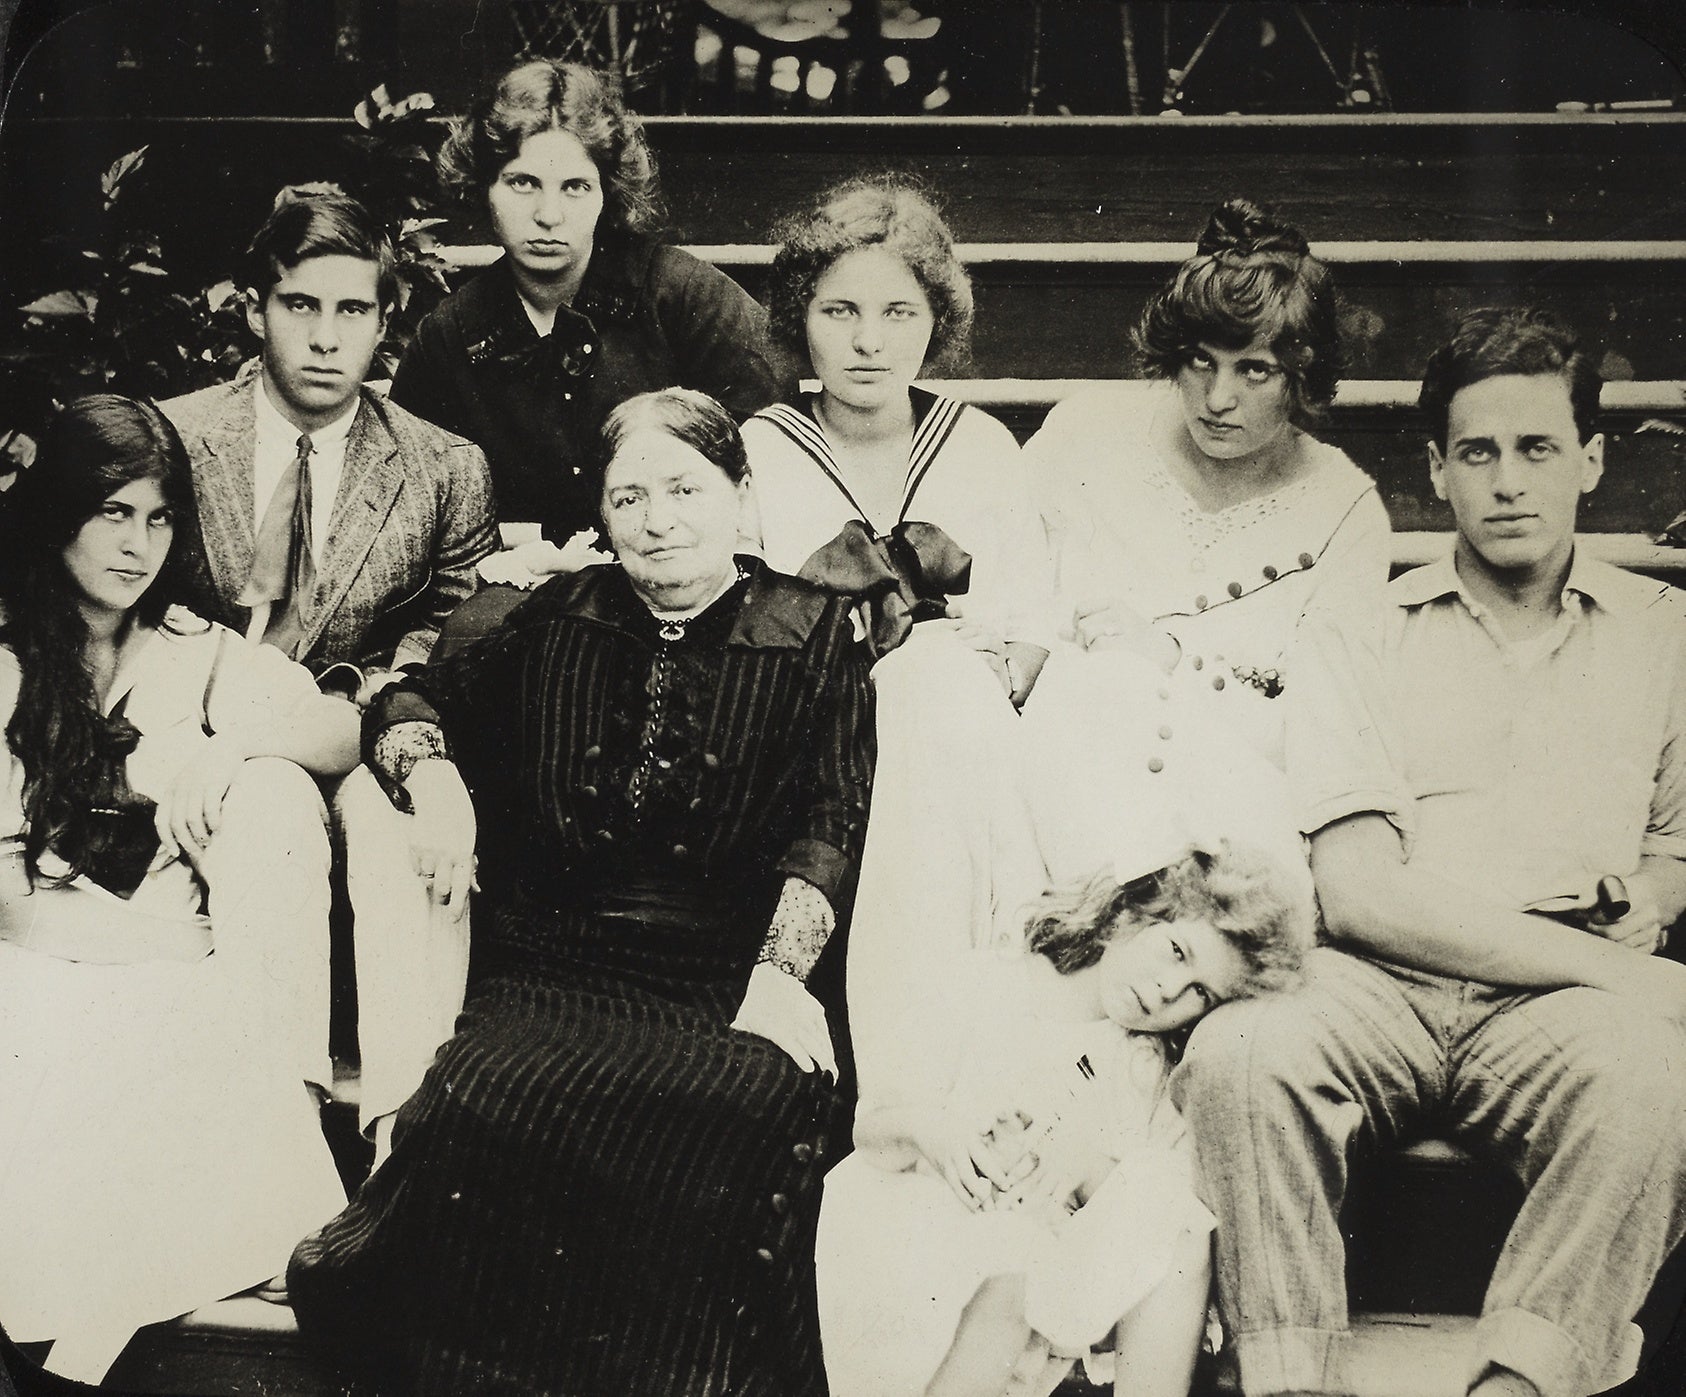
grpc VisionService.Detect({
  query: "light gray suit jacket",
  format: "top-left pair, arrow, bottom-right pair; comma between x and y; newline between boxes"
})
162,362 -> 498,682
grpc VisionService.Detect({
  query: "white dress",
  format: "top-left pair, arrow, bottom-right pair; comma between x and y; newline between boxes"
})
818,950 -> 1215,1397
744,388 -> 1056,647
0,610 -> 346,1349
1029,382 -> 1393,765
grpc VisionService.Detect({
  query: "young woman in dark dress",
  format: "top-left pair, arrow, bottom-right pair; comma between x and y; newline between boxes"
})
391,60 -> 788,554
288,389 -> 874,1396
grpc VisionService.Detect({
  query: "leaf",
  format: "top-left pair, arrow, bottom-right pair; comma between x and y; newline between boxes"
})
100,147 -> 149,209
20,289 -> 97,319
128,263 -> 169,277
203,279 -> 238,311
2,430 -> 39,471
399,217 -> 447,238
1637,418 -> 1686,438
355,82 -> 393,128
273,181 -> 344,210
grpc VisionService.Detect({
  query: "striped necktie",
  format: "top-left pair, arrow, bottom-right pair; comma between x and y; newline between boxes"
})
240,433 -> 315,657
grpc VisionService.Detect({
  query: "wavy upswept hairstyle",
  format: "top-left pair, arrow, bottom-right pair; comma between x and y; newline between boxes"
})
437,60 -> 662,236
1024,839 -> 1313,1000
0,395 -> 214,885
1133,198 -> 1343,426
765,177 -> 974,373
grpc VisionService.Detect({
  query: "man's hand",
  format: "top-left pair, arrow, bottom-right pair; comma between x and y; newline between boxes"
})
1590,885 -> 1668,955
404,758 -> 477,919
354,669 -> 403,710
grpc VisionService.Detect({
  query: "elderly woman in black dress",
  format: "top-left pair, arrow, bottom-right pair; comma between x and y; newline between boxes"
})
289,388 -> 874,1396
391,60 -> 788,557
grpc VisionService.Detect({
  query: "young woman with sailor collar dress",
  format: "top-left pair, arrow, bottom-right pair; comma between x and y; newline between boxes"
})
743,183 -> 1061,1072
744,176 -> 1056,700
1028,197 -> 1392,766
389,59 -> 788,581
0,396 -> 355,1383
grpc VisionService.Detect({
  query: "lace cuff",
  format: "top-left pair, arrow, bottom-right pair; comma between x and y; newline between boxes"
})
756,877 -> 835,983
370,720 -> 451,788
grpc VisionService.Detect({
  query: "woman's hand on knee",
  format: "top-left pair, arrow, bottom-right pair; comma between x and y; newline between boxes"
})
153,734 -> 251,870
932,609 -> 1011,695
403,759 -> 478,919
731,962 -> 837,1076
1072,599 -> 1179,672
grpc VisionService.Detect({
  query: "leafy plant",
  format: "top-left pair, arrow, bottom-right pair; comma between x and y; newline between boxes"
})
1,86 -> 453,469
344,84 -> 456,377
2,145 -> 250,447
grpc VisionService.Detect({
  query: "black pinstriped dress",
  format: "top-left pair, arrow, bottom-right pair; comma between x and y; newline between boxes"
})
289,561 -> 874,1396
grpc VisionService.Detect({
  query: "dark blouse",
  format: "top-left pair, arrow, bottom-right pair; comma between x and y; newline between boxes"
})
369,559 -> 873,969
389,234 -> 790,540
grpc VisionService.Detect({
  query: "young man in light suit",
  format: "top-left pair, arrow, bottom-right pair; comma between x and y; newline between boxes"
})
163,193 -> 497,1142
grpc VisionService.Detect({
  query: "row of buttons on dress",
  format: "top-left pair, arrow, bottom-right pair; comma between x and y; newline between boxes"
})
1142,653 -> 1239,776
564,341 -> 595,472
575,741 -> 722,856
1188,553 -> 1317,610
739,1131 -> 831,1328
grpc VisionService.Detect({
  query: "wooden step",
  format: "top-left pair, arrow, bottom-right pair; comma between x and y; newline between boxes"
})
918,377 -> 1686,538
94,1297 -> 346,1397
428,240 -> 1686,383
5,112 -> 1684,308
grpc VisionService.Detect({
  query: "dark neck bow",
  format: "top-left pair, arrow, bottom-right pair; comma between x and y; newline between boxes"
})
796,519 -> 972,658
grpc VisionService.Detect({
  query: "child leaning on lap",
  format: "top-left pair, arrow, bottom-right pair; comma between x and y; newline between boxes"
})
816,839 -> 1313,1397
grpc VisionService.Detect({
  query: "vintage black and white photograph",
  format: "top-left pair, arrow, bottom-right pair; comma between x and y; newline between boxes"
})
0,1 -> 1684,1394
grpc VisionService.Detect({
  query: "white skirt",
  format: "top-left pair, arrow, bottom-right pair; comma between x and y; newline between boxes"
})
817,1147 -> 1214,1397
0,933 -> 345,1344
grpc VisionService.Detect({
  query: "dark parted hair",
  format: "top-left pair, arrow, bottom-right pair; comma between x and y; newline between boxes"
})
765,177 -> 974,373
437,59 -> 662,236
0,395 -> 216,886
243,190 -> 400,311
1418,306 -> 1602,451
1024,840 -> 1311,998
592,387 -> 750,501
1133,198 -> 1343,426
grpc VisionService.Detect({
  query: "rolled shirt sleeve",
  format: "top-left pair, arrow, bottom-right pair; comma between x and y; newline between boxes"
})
1284,601 -> 1416,846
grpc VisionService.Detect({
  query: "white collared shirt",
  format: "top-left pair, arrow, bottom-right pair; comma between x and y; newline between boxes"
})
1289,547 -> 1686,911
253,378 -> 357,570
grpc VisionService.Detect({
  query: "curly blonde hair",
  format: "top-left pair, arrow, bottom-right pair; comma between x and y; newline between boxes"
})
1023,840 -> 1312,998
